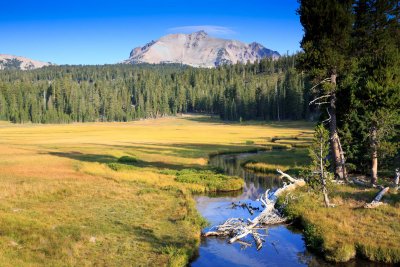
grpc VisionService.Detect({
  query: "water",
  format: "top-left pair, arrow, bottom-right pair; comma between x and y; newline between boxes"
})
191,152 -> 382,267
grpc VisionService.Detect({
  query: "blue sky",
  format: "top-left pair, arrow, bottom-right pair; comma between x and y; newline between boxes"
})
1,0 -> 303,65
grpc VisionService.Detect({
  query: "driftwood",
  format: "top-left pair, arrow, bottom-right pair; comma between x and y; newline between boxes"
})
231,202 -> 256,215
352,177 -> 369,187
364,187 -> 389,209
202,169 -> 305,250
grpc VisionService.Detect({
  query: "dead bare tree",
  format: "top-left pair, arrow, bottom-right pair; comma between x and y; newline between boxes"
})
309,124 -> 335,207
309,77 -> 347,181
203,169 -> 305,250
394,168 -> 399,190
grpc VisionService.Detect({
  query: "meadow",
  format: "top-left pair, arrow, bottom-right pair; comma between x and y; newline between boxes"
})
0,115 -> 313,266
280,184 -> 400,263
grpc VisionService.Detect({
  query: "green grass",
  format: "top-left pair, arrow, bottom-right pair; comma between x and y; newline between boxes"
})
243,149 -> 310,175
0,115 -> 314,266
279,185 -> 400,263
110,157 -> 244,193
174,169 -> 244,193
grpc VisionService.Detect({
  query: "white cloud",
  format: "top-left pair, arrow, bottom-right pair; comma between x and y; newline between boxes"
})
168,25 -> 236,35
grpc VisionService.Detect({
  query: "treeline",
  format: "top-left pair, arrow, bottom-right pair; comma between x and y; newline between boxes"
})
298,0 -> 399,180
0,56 -> 310,124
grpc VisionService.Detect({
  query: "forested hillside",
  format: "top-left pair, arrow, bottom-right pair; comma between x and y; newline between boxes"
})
0,55 -> 310,123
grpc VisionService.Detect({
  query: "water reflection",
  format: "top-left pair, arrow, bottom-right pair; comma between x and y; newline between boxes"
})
192,152 -> 310,267
208,153 -> 283,199
192,152 -> 378,267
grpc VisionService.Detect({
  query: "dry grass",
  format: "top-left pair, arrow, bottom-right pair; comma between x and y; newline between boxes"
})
0,115 -> 313,266
243,149 -> 310,174
281,185 -> 400,263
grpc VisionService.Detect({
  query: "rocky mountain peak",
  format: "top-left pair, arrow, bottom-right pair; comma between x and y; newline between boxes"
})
0,54 -> 52,70
125,32 -> 280,68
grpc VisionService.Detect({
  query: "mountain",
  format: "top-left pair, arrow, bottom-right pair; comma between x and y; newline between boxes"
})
124,31 -> 280,68
0,54 -> 52,70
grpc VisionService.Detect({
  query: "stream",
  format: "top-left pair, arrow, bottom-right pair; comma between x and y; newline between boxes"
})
190,152 -> 383,267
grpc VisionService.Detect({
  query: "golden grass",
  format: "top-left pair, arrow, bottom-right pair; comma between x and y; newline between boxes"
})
281,185 -> 400,263
0,115 -> 313,266
243,149 -> 310,174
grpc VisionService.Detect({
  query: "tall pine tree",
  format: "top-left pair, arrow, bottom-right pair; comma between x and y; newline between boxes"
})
297,0 -> 353,180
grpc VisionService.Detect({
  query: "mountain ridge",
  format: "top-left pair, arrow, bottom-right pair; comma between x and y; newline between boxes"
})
0,54 -> 52,70
124,31 -> 280,68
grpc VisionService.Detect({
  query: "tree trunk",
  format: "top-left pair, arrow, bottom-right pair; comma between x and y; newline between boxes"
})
370,124 -> 378,185
329,73 -> 347,180
320,140 -> 333,208
322,186 -> 331,208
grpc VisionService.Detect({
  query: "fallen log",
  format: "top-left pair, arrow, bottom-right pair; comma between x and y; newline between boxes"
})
252,231 -> 263,250
352,177 -> 369,187
231,202 -> 255,215
243,203 -> 254,215
364,187 -> 389,209
203,169 -> 305,249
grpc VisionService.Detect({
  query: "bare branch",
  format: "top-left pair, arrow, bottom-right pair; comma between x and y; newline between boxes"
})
309,77 -> 331,93
322,108 -> 331,124
203,170 -> 306,249
314,101 -> 330,106
309,94 -> 331,106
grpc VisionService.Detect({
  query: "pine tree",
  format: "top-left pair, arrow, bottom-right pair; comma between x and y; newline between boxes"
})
347,0 -> 400,184
297,0 -> 353,180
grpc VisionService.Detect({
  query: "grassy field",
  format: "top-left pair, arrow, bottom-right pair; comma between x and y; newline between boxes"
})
0,115 -> 313,266
279,185 -> 400,263
243,133 -> 313,174
237,130 -> 400,264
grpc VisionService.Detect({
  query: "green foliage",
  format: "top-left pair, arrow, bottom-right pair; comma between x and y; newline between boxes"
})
307,125 -> 332,189
338,0 -> 400,174
117,155 -> 139,164
303,223 -> 324,252
297,0 -> 353,80
174,169 -> 244,192
0,57 -> 310,124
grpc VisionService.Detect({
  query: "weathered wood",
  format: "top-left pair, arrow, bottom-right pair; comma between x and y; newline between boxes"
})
364,187 -> 389,209
352,177 -> 369,187
202,231 -> 222,237
236,240 -> 252,248
204,169 -> 306,249
277,169 -> 306,186
252,231 -> 263,250
242,203 -> 254,215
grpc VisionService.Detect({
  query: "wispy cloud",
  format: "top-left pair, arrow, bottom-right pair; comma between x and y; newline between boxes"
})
168,25 -> 236,35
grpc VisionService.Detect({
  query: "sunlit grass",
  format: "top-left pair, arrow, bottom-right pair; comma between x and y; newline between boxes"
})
0,115 -> 313,266
243,149 -> 310,174
280,185 -> 400,263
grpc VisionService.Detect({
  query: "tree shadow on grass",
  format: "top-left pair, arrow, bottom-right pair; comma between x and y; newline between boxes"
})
49,151 -> 117,163
131,225 -> 195,252
182,115 -> 315,129
48,151 -> 203,171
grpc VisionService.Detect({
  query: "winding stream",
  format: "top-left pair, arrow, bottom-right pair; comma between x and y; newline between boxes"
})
190,152 -> 380,267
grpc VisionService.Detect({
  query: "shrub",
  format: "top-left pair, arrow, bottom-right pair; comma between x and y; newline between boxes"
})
117,156 -> 138,164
